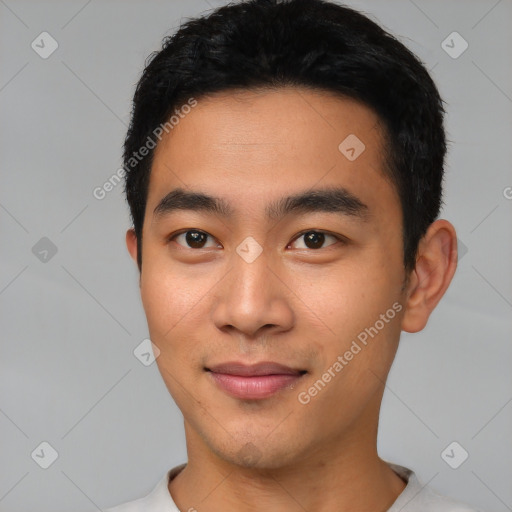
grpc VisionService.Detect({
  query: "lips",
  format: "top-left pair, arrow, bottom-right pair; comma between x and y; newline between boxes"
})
205,361 -> 306,400
207,361 -> 304,376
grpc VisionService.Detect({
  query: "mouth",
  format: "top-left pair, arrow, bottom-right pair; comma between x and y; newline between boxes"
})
205,362 -> 307,400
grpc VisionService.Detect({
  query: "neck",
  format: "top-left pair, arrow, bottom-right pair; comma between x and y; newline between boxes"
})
169,401 -> 406,511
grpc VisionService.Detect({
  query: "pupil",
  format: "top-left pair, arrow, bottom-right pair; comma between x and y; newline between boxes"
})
305,231 -> 324,249
186,231 -> 206,248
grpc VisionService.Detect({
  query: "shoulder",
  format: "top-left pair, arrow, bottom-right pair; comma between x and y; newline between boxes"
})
104,490 -> 163,512
410,488 -> 483,512
104,499 -> 145,512
388,463 -> 482,512
103,464 -> 185,512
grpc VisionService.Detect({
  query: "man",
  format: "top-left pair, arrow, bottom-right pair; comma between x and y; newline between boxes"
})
107,0 -> 480,510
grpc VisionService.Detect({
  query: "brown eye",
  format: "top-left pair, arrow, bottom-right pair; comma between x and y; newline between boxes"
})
291,230 -> 340,250
171,230 -> 218,249
304,231 -> 325,249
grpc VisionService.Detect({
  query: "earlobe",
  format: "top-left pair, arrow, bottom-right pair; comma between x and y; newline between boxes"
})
401,219 -> 458,333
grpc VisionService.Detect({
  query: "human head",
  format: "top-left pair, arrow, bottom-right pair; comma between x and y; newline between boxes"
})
123,0 -> 457,474
123,0 -> 446,273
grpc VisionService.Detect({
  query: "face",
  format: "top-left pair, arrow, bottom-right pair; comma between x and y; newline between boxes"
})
129,87 -> 410,469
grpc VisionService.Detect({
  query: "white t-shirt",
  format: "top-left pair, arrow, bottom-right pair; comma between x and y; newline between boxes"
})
105,462 -> 481,512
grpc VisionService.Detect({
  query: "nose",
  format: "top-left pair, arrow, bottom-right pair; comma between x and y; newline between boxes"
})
211,247 -> 294,339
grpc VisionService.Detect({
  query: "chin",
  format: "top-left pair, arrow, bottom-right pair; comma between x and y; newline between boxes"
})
209,432 -> 306,471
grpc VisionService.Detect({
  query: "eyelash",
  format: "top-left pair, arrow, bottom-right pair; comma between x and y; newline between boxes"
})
166,229 -> 345,250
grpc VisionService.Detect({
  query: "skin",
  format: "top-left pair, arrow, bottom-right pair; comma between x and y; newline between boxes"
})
126,87 -> 458,511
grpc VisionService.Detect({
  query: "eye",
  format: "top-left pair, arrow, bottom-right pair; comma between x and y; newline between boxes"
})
289,230 -> 342,250
169,229 -> 220,249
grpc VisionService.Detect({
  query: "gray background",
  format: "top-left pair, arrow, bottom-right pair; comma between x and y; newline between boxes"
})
1,0 -> 511,511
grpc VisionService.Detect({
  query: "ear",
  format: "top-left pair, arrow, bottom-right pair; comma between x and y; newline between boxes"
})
125,228 -> 141,276
401,219 -> 458,333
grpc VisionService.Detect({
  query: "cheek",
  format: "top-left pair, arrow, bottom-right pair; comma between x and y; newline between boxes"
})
298,256 -> 404,391
140,265 -> 207,405
139,267 -> 203,375
140,250 -> 205,332
307,261 -> 400,332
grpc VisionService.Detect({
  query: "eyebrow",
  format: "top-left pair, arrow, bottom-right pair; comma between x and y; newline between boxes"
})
153,186 -> 369,222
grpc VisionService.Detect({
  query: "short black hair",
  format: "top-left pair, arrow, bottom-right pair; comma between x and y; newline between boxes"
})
123,0 -> 446,272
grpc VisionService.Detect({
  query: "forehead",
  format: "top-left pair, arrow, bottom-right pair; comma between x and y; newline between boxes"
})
147,87 -> 398,221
